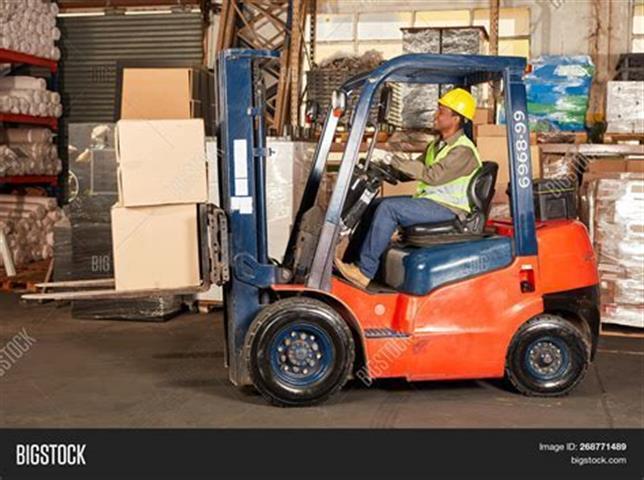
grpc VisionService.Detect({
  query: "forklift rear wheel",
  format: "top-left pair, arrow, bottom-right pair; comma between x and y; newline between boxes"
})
245,297 -> 355,407
505,314 -> 590,397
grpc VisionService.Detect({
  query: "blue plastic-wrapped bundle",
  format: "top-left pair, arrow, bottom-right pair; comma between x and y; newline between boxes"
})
524,55 -> 594,132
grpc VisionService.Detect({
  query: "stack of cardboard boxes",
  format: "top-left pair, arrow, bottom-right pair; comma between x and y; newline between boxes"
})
111,119 -> 207,292
111,66 -> 213,293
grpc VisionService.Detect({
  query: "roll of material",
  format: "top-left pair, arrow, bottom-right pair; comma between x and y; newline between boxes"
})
0,88 -> 37,101
0,84 -> 63,117
0,143 -> 62,176
0,230 -> 17,276
5,128 -> 53,144
0,193 -> 61,267
0,76 -> 47,91
6,143 -> 57,160
0,194 -> 58,209
0,0 -> 59,59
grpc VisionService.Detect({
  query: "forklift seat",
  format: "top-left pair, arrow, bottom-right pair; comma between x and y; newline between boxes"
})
403,161 -> 499,243
378,235 -> 513,295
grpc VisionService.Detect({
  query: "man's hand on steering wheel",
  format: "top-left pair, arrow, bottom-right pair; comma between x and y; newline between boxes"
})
386,156 -> 418,182
367,161 -> 399,185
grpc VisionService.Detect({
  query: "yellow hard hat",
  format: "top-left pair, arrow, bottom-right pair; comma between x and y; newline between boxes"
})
438,88 -> 476,121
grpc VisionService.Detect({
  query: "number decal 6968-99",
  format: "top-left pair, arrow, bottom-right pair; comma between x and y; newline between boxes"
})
512,109 -> 531,189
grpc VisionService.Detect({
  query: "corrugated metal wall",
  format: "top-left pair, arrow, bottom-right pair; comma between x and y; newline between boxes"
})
59,12 -> 204,123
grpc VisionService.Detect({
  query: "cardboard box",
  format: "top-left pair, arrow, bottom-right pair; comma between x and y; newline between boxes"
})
473,108 -> 494,126
476,135 -> 540,203
119,67 -> 216,135
476,124 -> 506,137
475,124 -> 537,143
584,158 -> 643,174
627,159 -> 644,173
112,203 -> 200,291
382,180 -> 418,197
116,119 -> 208,207
120,68 -> 202,120
587,158 -> 628,174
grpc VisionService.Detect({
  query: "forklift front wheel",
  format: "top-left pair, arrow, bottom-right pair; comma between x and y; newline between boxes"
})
505,314 -> 590,397
245,297 -> 355,407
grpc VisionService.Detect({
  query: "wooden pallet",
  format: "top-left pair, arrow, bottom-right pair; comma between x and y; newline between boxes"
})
535,131 -> 587,144
601,323 -> 644,338
336,130 -> 391,144
0,259 -> 52,293
603,132 -> 644,144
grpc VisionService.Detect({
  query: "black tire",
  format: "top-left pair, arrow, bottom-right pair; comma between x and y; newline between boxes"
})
245,297 -> 355,407
505,314 -> 590,397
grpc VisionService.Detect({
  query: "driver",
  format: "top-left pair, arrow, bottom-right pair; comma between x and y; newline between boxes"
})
335,88 -> 482,288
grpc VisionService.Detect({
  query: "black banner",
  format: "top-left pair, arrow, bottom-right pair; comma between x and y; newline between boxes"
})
0,429 -> 642,479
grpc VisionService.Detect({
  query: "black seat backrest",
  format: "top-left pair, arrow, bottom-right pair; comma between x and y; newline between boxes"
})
468,161 -> 498,215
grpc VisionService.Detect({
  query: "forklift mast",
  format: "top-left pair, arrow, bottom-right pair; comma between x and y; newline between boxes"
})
217,49 -> 282,385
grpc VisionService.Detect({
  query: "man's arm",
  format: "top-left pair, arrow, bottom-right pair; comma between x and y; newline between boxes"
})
393,146 -> 479,186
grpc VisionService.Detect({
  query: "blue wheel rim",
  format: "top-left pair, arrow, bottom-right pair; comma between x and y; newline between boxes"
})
524,335 -> 570,381
268,322 -> 335,388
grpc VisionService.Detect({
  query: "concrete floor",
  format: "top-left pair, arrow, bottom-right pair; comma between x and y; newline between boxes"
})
1,293 -> 642,428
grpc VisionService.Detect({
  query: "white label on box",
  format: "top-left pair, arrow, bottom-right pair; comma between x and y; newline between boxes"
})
233,139 -> 248,179
231,196 -> 253,214
234,178 -> 248,196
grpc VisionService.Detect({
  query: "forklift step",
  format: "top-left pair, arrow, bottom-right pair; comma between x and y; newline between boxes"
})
364,328 -> 410,339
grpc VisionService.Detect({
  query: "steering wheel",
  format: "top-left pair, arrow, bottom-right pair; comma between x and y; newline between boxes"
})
367,161 -> 399,185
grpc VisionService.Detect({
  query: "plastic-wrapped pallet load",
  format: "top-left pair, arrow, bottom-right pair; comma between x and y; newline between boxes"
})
66,123 -> 183,321
584,172 -> 644,329
0,76 -> 63,118
399,27 -> 488,129
520,56 -> 594,132
606,81 -> 644,134
0,0 -> 61,60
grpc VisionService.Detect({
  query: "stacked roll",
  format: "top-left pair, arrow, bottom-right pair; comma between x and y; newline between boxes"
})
0,0 -> 60,60
0,194 -> 62,267
0,76 -> 63,118
0,127 -> 61,176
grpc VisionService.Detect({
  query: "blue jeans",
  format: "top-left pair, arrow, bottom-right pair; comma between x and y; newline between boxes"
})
353,196 -> 456,279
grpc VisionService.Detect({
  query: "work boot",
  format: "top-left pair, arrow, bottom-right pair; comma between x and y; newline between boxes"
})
334,258 -> 370,288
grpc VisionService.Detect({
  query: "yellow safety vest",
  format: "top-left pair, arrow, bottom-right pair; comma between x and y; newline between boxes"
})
415,134 -> 482,213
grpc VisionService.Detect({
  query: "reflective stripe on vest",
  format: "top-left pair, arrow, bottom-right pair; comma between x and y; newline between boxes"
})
415,134 -> 482,213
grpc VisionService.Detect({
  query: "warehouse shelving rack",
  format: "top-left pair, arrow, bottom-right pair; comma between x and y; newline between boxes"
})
0,48 -> 62,201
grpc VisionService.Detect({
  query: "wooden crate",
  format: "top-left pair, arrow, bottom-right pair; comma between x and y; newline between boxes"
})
603,132 -> 644,144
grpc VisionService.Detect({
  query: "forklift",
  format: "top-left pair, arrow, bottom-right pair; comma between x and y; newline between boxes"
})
27,49 -> 600,407
213,49 -> 599,406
